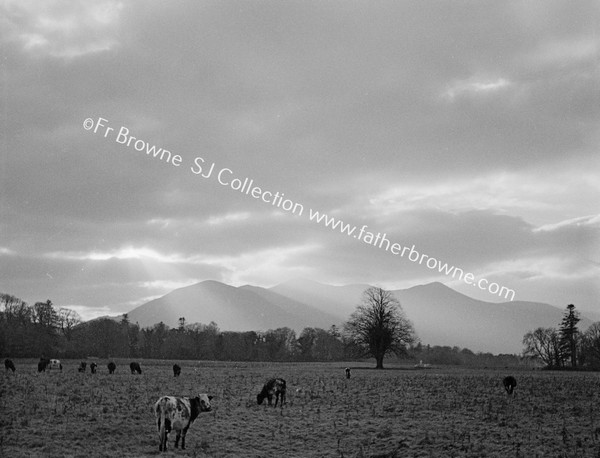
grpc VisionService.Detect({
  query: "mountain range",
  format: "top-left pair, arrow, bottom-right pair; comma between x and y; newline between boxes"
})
123,279 -> 594,355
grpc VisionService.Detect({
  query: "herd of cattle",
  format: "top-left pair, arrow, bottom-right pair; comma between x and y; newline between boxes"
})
4,357 -> 518,452
3,357 -> 149,375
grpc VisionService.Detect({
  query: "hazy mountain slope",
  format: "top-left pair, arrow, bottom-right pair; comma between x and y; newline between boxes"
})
392,282 -> 592,354
126,280 -> 342,331
269,278 -> 369,319
240,285 -> 341,327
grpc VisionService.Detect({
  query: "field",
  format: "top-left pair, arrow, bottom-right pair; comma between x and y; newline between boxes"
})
2,360 -> 600,457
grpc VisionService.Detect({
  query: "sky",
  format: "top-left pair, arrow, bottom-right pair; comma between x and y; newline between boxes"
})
1,0 -> 599,321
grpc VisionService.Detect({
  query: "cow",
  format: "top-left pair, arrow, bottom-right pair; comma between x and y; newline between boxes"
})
503,376 -> 517,395
5,358 -> 15,372
48,359 -> 62,371
90,362 -> 97,374
257,378 -> 286,407
130,362 -> 142,374
345,367 -> 351,379
154,394 -> 213,451
78,362 -> 87,373
38,358 -> 52,372
107,362 -> 116,374
173,364 -> 181,377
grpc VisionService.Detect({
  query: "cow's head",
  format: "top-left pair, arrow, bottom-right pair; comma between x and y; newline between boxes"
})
189,394 -> 212,422
198,393 -> 213,412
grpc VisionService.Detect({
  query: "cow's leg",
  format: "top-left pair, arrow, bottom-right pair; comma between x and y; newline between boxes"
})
267,394 -> 272,406
181,426 -> 190,450
274,393 -> 279,407
158,431 -> 164,452
164,420 -> 171,451
175,430 -> 181,448
158,419 -> 165,451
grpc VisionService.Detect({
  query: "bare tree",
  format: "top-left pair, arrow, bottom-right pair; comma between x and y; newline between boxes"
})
57,308 -> 82,341
522,327 -> 563,368
344,287 -> 416,369
580,322 -> 600,368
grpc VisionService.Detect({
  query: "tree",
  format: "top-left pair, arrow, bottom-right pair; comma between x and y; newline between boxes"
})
57,308 -> 82,341
522,327 -> 563,368
32,300 -> 60,355
559,304 -> 580,368
264,327 -> 297,361
580,322 -> 600,368
343,287 -> 416,369
297,327 -> 318,359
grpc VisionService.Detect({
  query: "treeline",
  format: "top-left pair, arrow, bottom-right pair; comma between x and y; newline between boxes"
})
523,303 -> 600,370
0,293 -> 351,360
0,291 -> 553,367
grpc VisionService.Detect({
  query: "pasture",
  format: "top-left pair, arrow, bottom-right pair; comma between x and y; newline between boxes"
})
2,360 -> 600,457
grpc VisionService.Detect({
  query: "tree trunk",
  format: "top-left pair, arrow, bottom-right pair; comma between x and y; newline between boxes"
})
375,355 -> 384,369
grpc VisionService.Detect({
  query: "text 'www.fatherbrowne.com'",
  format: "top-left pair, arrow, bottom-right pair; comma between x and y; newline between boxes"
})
307,209 -> 516,301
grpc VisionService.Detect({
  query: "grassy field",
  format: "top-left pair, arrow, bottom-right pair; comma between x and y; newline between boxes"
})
1,359 -> 600,457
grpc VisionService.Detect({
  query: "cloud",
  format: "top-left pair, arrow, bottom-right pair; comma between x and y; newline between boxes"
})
443,77 -> 512,100
2,0 -> 123,58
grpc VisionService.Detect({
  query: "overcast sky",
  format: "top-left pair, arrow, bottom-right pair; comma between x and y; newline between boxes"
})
1,0 -> 599,321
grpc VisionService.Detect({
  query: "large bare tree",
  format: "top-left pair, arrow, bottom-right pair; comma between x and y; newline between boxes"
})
344,287 -> 416,369
522,327 -> 563,368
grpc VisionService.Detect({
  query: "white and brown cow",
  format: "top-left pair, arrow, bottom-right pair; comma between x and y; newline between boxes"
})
154,394 -> 213,451
257,378 -> 286,407
38,358 -> 62,372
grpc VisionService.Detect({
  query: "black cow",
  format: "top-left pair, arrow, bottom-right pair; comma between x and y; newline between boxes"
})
38,358 -> 50,372
503,376 -> 517,395
78,362 -> 87,373
154,394 -> 213,451
107,362 -> 116,374
90,362 -> 97,374
345,367 -> 351,379
173,364 -> 181,377
257,378 -> 286,407
5,358 -> 15,372
130,362 -> 142,374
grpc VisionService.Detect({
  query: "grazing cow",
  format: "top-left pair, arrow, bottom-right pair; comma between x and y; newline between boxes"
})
503,376 -> 517,395
345,367 -> 351,379
90,362 -> 97,374
78,362 -> 87,373
257,378 -> 286,407
173,364 -> 181,377
107,362 -> 116,374
5,358 -> 15,372
154,394 -> 213,451
130,362 -> 142,374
